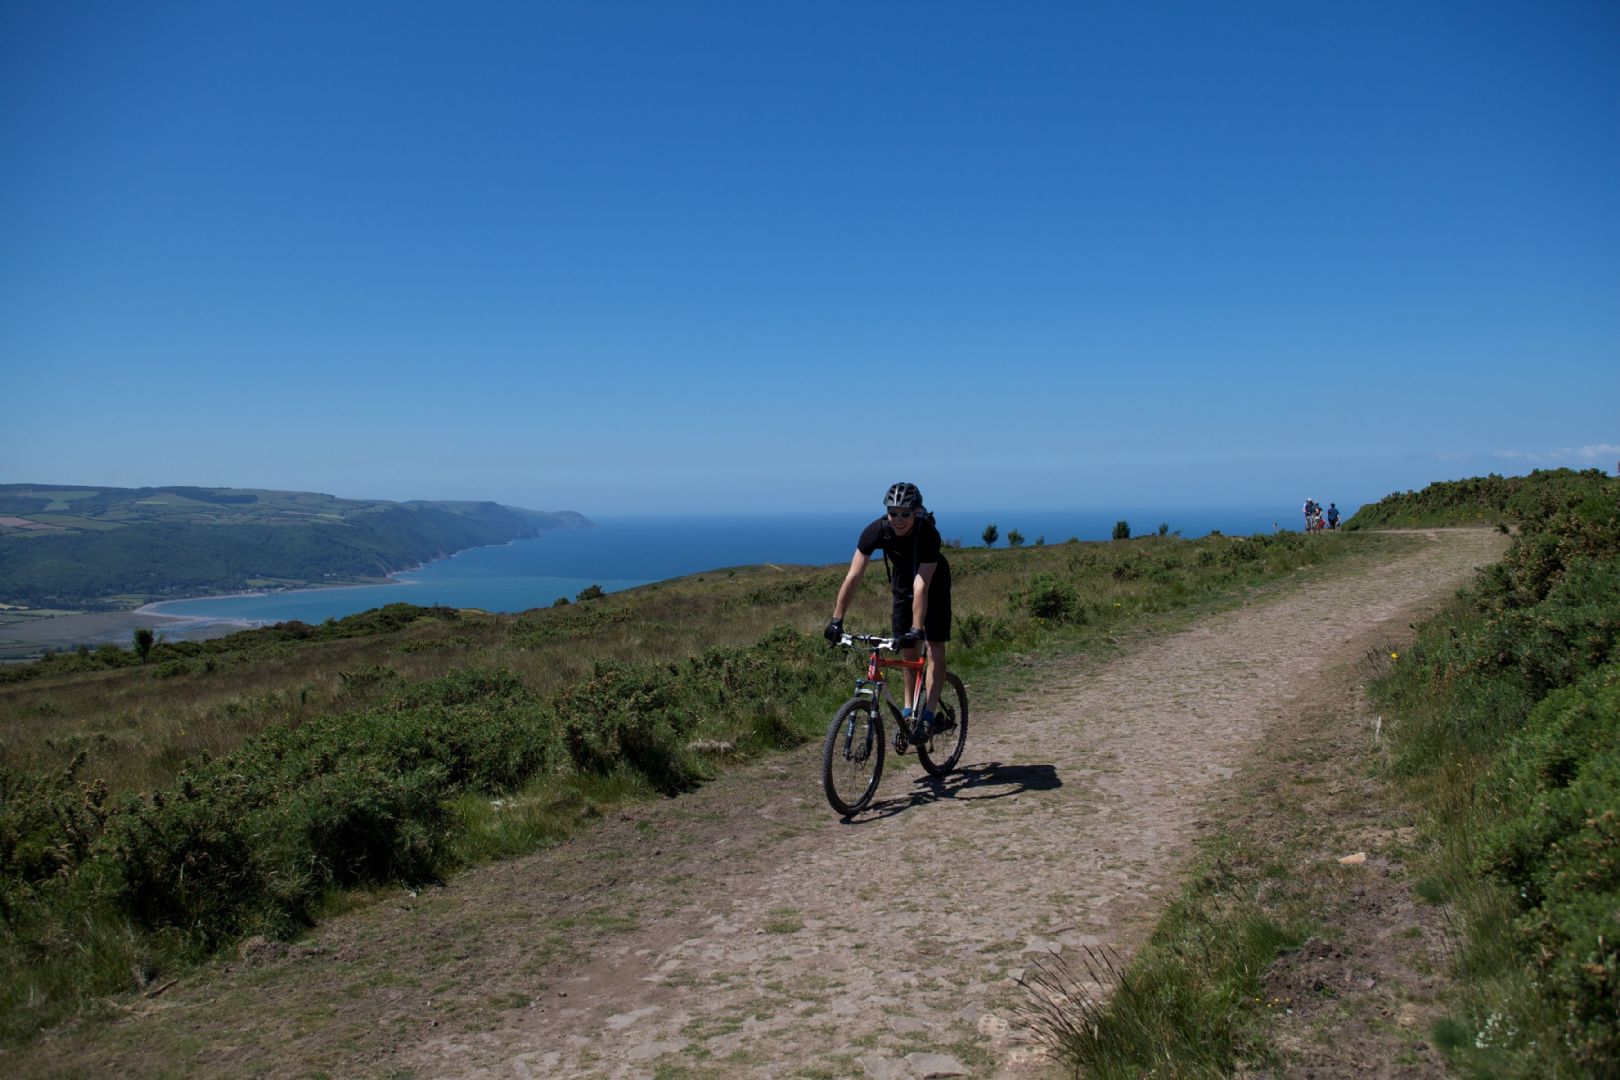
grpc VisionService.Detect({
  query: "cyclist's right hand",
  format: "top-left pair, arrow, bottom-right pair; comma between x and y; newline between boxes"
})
823,617 -> 843,645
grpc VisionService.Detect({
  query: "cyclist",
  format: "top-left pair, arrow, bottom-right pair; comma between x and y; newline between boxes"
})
1326,502 -> 1341,530
824,482 -> 953,737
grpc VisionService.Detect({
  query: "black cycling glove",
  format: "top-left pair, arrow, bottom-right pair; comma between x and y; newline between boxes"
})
897,625 -> 925,650
823,617 -> 844,645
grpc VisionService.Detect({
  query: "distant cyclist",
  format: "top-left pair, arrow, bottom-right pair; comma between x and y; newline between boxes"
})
1327,502 -> 1341,530
824,482 -> 953,737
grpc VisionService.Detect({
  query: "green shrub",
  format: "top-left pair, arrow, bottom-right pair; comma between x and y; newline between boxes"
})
1475,665 -> 1620,1069
1347,468 -> 1615,530
1112,520 -> 1131,540
1362,470 -> 1620,1075
0,753 -> 108,918
1016,573 -> 1083,623
955,612 -> 1013,651
956,612 -> 986,649
554,660 -> 705,794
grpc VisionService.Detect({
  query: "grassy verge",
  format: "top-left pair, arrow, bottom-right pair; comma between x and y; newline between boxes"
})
1023,838 -> 1307,1078
0,525 -> 1410,1047
1366,473 -> 1619,1076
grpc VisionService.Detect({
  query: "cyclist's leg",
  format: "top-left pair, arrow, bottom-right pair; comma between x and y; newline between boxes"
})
923,639 -> 947,713
921,565 -> 952,713
892,595 -> 920,710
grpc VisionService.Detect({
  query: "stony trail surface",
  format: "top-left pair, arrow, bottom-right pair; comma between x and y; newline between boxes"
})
15,529 -> 1506,1080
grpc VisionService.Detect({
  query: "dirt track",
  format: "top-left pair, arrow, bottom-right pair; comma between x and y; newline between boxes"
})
17,529 -> 1506,1079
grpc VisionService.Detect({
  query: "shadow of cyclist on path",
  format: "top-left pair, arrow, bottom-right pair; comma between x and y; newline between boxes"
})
846,761 -> 1061,823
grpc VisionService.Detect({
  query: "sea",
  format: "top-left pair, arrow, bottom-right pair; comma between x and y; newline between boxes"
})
143,507 -> 1285,631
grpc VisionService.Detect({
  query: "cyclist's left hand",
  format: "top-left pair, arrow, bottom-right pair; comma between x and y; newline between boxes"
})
897,626 -> 925,650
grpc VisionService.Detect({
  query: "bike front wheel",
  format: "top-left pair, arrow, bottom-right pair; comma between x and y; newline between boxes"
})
916,671 -> 969,777
822,698 -> 885,817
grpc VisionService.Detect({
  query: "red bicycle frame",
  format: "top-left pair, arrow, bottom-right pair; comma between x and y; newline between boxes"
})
867,647 -> 927,709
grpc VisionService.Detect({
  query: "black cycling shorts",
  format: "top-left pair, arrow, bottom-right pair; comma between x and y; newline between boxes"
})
890,564 -> 952,643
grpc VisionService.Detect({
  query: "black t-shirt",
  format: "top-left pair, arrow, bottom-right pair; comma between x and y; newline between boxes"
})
857,514 -> 949,597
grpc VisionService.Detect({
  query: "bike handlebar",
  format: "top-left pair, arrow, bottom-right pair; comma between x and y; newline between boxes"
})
838,632 -> 900,650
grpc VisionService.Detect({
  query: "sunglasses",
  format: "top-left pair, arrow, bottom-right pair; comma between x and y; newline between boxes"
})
886,509 -> 915,519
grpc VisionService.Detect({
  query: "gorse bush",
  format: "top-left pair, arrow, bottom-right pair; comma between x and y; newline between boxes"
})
1474,665 -> 1620,1071
1364,467 -> 1620,1075
0,752 -> 109,922
1014,573 -> 1083,623
1346,467 -> 1615,530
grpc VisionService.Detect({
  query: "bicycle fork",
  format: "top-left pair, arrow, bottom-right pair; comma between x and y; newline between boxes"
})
841,682 -> 880,762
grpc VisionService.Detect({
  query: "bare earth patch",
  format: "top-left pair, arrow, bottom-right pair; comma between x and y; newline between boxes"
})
12,529 -> 1506,1079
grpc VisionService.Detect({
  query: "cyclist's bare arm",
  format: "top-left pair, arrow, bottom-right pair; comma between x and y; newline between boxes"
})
911,562 -> 936,629
832,550 -> 870,621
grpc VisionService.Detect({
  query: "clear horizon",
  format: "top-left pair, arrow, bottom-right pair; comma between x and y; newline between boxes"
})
3,2 -> 1615,515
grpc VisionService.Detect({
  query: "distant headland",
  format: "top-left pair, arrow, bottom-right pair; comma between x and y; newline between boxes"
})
0,484 -> 592,655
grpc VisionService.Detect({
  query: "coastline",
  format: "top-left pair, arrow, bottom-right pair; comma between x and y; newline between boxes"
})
135,574 -> 408,619
1,515 -> 602,661
4,564 -> 433,661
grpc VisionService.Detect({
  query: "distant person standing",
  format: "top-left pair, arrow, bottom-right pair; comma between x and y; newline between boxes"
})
824,482 -> 953,736
1327,502 -> 1341,530
1303,498 -> 1316,531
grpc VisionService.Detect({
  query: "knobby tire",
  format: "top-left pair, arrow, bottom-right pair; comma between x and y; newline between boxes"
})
822,698 -> 885,817
915,671 -> 969,777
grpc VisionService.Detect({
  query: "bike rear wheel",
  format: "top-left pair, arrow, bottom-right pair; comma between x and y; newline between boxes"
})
822,698 -> 885,816
915,671 -> 969,777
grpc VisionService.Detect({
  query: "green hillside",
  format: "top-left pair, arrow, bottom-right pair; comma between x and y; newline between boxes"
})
1344,467 -> 1616,529
0,485 -> 591,609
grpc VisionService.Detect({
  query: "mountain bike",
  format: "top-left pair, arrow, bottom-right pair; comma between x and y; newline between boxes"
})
821,632 -> 969,817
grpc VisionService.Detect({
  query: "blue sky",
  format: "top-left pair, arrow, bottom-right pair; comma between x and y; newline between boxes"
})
3,0 -> 1616,517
